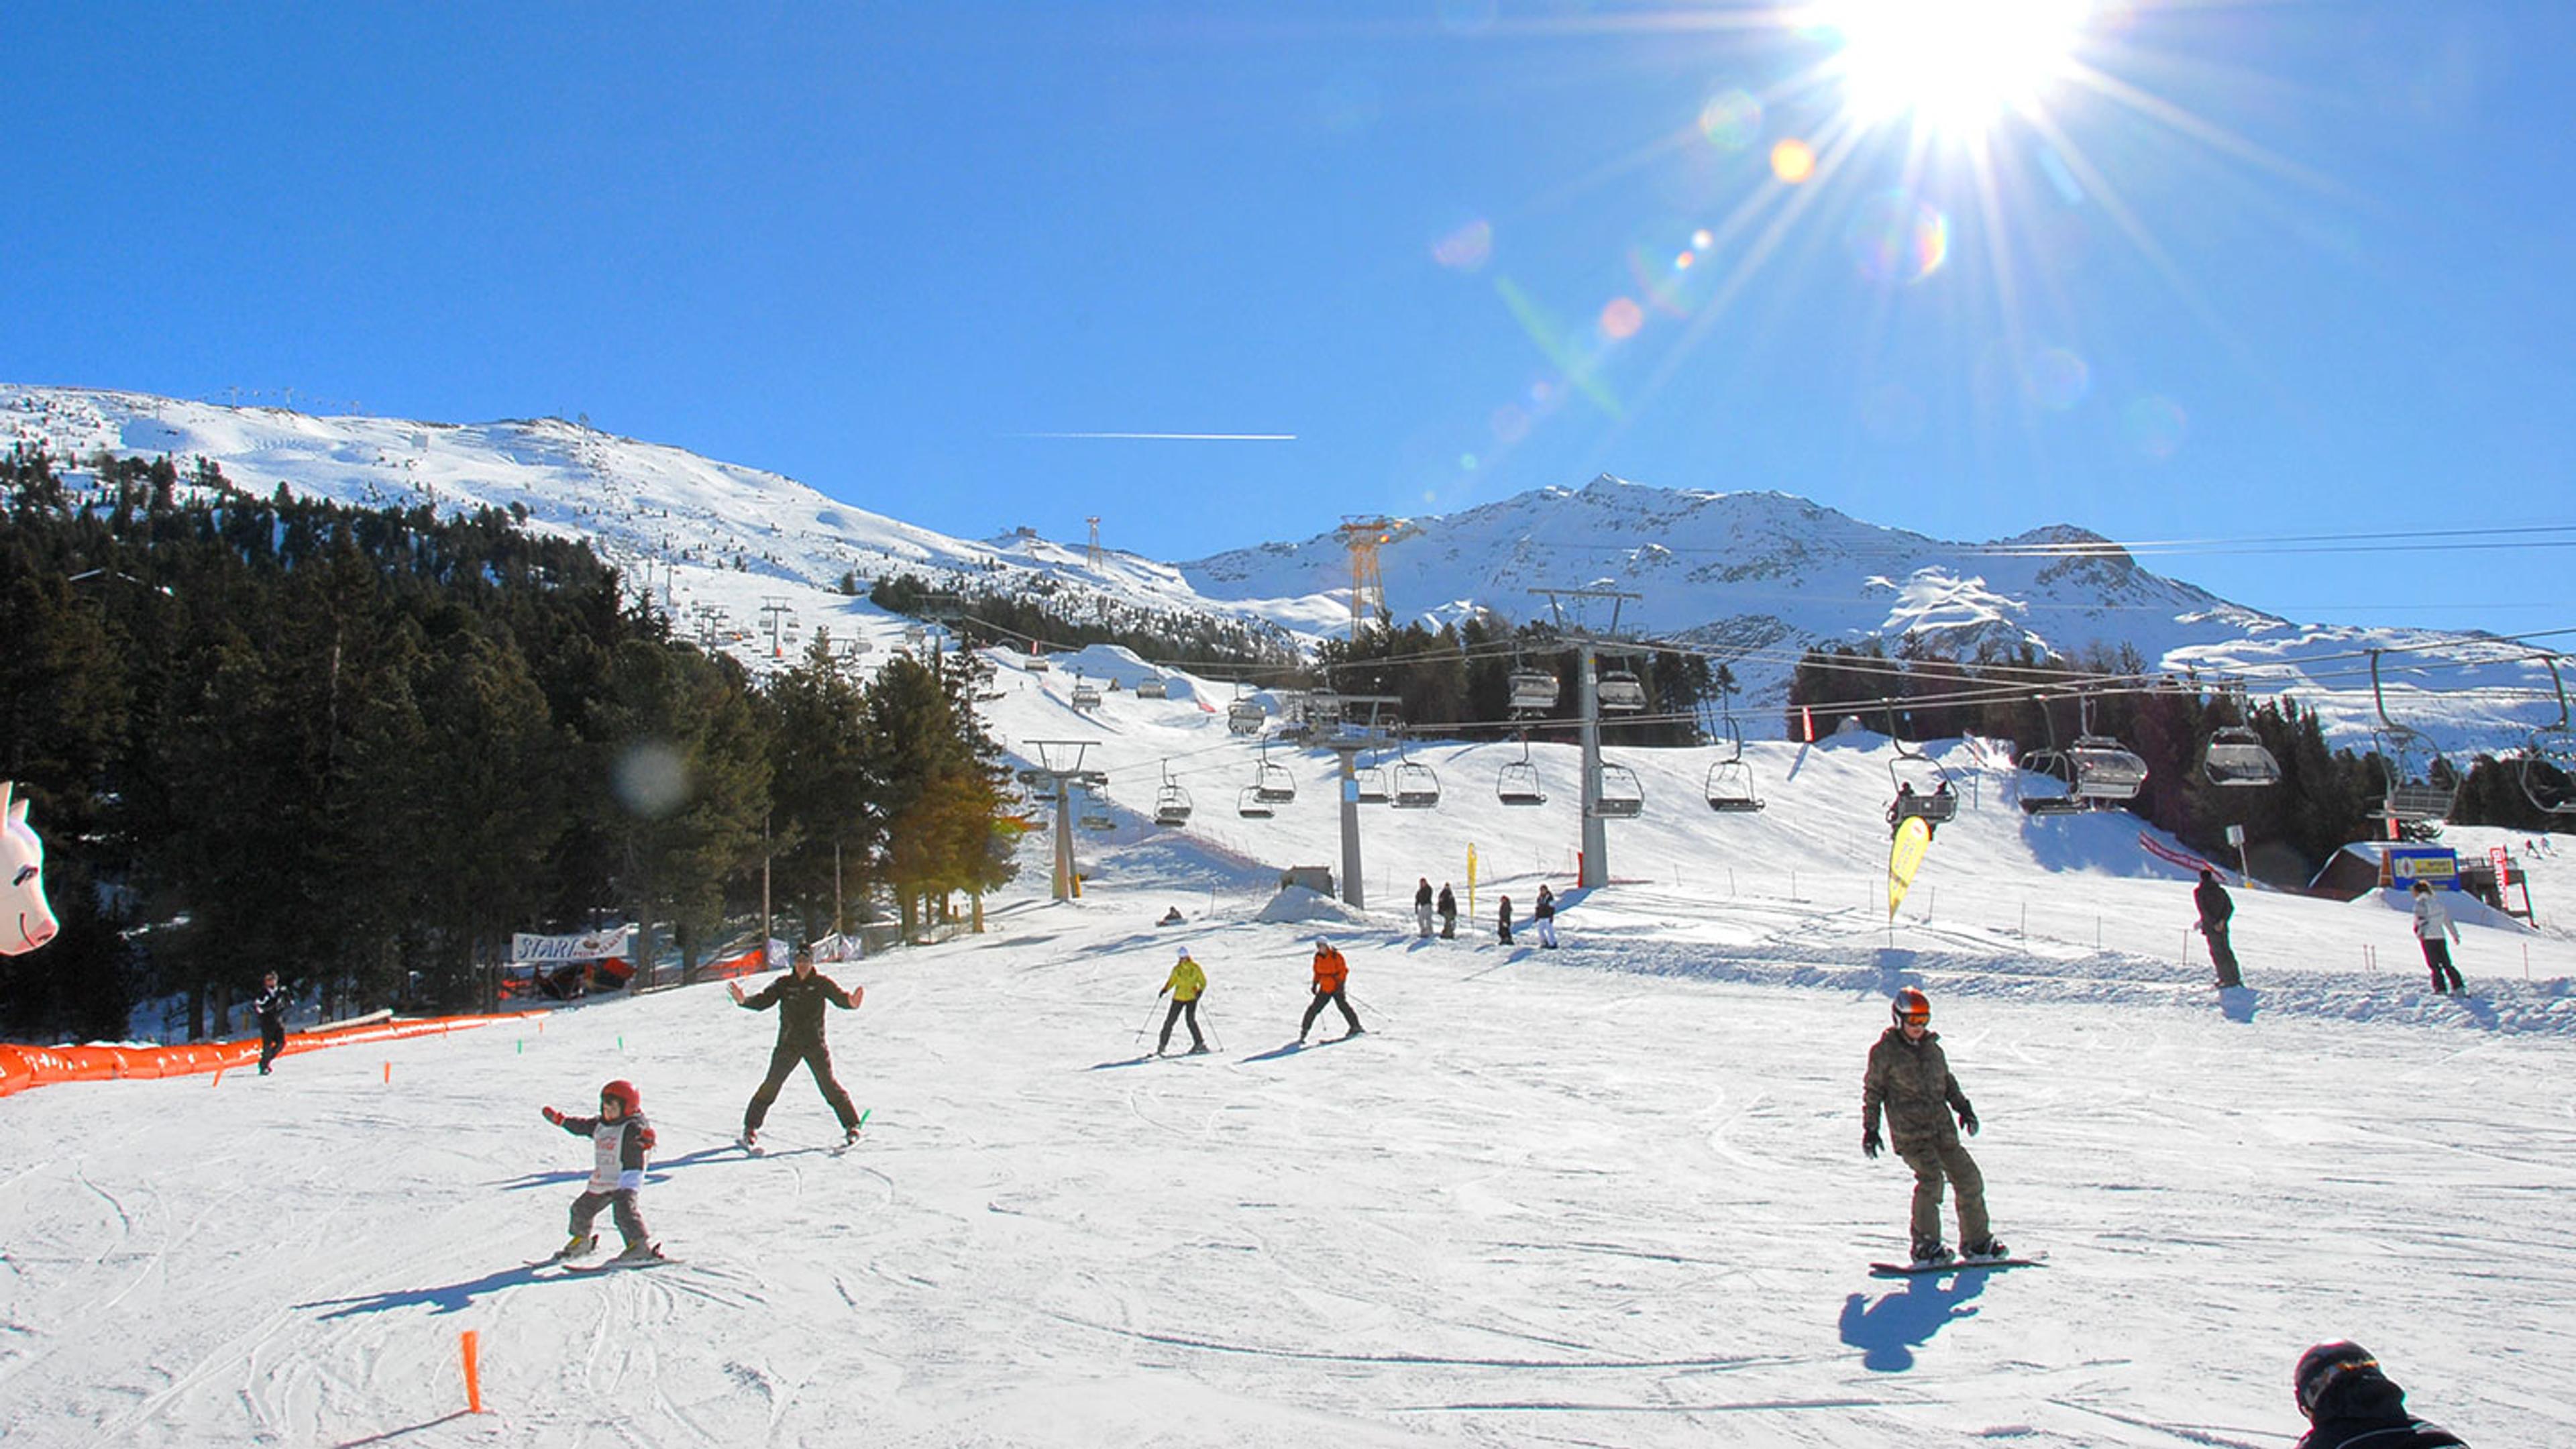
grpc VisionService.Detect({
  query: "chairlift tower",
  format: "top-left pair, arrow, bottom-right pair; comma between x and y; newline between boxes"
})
759,596 -> 794,659
1337,516 -> 1419,640
1086,517 -> 1104,572
1317,694 -> 1403,909
1532,587 -> 1642,890
1016,740 -> 1110,901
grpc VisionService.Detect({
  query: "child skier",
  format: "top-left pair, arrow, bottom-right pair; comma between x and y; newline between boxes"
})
1861,987 -> 2004,1267
539,1079 -> 661,1264
1300,937 -> 1362,1042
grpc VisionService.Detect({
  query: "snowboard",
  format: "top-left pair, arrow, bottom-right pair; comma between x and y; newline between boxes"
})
1869,1252 -> 2046,1277
559,1246 -> 676,1273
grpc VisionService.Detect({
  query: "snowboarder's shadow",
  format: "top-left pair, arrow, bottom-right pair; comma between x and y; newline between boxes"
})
486,1144 -> 744,1191
2217,985 -> 2258,1024
1837,1272 -> 1988,1372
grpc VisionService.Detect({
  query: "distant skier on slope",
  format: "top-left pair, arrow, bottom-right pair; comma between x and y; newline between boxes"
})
252,970 -> 290,1075
1414,877 -> 1435,938
1299,937 -> 1362,1043
1861,987 -> 2004,1268
1496,894 -> 1513,946
2290,1342 -> 2467,1448
2195,868 -> 2243,989
2408,881 -> 2466,994
1436,883 -> 1458,939
1157,946 -> 1209,1055
730,945 -> 866,1148
1532,884 -> 1558,949
539,1079 -> 660,1264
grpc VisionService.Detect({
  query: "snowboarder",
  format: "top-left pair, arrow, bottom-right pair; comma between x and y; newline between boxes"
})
1533,884 -> 1558,949
2195,868 -> 2243,988
1861,986 -> 2004,1267
1299,937 -> 1362,1042
1436,883 -> 1458,939
2408,880 -> 2465,994
2291,1342 -> 2467,1448
1496,894 -> 1513,946
1157,946 -> 1208,1055
252,970 -> 290,1075
1414,877 -> 1435,938
1157,906 -> 1185,927
539,1079 -> 659,1264
729,945 -> 866,1148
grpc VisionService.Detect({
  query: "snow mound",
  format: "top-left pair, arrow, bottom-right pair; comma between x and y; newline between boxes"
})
1253,885 -> 1372,927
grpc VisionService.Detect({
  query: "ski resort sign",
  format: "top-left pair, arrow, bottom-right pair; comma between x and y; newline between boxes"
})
511,925 -> 637,964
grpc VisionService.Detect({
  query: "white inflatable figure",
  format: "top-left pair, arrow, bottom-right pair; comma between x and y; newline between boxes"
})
2,782 -> 60,955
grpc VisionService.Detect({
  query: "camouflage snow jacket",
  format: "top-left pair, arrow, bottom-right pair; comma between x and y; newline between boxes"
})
1862,1026 -> 1974,1152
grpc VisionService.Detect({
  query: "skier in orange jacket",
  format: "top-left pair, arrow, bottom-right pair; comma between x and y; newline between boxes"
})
1299,937 -> 1362,1043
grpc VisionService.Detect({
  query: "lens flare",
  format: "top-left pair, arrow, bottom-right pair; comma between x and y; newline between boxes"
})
1599,296 -> 1646,339
1822,0 -> 2090,138
1691,227 -> 1715,250
1770,138 -> 1817,182
1844,191 -> 1949,284
2123,394 -> 2188,460
1490,403 -> 1532,445
1674,250 -> 1696,270
1698,89 -> 1764,151
2025,346 -> 2091,409
613,741 -> 690,819
1432,218 -> 1494,271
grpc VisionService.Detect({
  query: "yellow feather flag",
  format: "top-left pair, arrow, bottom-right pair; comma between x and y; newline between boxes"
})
1887,816 -> 1933,920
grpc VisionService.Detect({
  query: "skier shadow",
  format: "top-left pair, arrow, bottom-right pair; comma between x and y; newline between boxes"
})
2216,985 -> 2259,1024
1837,1271 -> 1990,1372
486,1144 -> 745,1191
301,1263 -> 546,1320
1241,1039 -> 1327,1063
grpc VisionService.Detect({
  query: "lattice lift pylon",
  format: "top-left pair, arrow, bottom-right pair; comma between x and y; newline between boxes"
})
1336,516 -> 1417,639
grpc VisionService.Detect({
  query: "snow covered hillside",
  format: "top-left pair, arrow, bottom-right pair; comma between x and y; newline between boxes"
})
7,384 -> 2559,753
6,645 -> 2571,1447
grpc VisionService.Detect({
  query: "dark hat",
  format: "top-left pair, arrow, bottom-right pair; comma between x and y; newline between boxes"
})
2295,1341 -> 2391,1419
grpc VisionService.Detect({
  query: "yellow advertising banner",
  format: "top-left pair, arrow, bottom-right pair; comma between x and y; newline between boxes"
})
1886,816 -> 1933,920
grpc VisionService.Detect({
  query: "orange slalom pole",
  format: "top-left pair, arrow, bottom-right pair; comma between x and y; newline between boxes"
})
461,1329 -> 483,1413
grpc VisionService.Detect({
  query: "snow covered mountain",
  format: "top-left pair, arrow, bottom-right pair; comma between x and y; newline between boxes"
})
5,384 -> 2556,751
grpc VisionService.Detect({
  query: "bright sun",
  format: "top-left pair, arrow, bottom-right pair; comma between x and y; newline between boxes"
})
1819,0 -> 2090,138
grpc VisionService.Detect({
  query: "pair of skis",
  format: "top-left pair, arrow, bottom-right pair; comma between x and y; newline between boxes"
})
740,1106 -> 871,1157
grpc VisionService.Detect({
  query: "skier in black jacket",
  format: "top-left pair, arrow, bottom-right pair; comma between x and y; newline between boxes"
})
730,947 -> 865,1148
252,971 -> 290,1075
1436,883 -> 1458,938
2292,1342 -> 2466,1448
2194,869 -> 2243,988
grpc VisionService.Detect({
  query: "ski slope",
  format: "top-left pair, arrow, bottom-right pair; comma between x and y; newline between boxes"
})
4,649 -> 2572,1447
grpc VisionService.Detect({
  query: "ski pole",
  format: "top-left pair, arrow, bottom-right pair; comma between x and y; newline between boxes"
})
1133,1000 -> 1165,1042
1198,1004 -> 1225,1053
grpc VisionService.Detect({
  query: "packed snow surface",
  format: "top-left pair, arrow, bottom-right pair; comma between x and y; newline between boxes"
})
6,654 -> 2572,1446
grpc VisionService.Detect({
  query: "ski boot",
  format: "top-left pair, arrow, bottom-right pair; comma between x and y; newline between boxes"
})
737,1128 -> 759,1151
556,1234 -> 598,1263
1185,1043 -> 1210,1055
607,1240 -> 664,1266
1960,1238 -> 2009,1263
842,1125 -> 863,1148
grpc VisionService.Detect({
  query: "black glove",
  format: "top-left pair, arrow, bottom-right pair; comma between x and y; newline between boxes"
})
1862,1125 -> 1881,1159
1957,1106 -> 1979,1136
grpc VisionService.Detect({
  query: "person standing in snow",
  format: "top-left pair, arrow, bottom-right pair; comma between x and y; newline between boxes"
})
1436,883 -> 1458,939
1496,895 -> 1513,946
1532,884 -> 1558,949
1299,937 -> 1362,1042
1861,986 -> 2004,1267
2290,1342 -> 2466,1448
1414,877 -> 1435,938
1157,946 -> 1209,1055
2195,869 -> 2243,989
729,946 -> 866,1148
540,1078 -> 659,1263
2408,880 -> 2466,994
252,970 -> 290,1075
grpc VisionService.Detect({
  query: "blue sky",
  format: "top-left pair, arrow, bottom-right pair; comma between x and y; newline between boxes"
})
4,1 -> 2569,629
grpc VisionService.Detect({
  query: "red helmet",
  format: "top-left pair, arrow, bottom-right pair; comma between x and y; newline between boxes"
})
1890,987 -> 1931,1026
600,1079 -> 641,1114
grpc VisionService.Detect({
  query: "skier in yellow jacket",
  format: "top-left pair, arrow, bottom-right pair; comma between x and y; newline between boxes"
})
1158,947 -> 1209,1056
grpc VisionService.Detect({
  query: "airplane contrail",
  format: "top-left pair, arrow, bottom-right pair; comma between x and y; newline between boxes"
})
1010,431 -> 1297,441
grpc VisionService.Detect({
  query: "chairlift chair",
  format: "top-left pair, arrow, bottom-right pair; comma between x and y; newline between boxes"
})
2367,649 -> 2459,824
2522,655 -> 2576,816
1235,786 -> 1275,820
1497,735 -> 1546,807
1703,716 -> 1764,813
1353,761 -> 1391,804
1508,667 -> 1560,715
2200,684 -> 2282,788
1391,737 -> 1441,810
1597,665 -> 1648,714
1152,763 -> 1194,826
1075,790 -> 1114,832
2065,696 -> 2149,802
1252,745 -> 1297,804
1136,676 -> 1169,700
1305,692 -> 1344,728
1226,687 -> 1267,736
1026,652 -> 1051,674
1070,678 -> 1102,711
1884,704 -> 1959,826
2015,696 -> 2085,816
1589,760 -> 1645,818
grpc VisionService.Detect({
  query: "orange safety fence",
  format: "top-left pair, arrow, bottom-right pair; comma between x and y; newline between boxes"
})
0,1010 -> 549,1099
